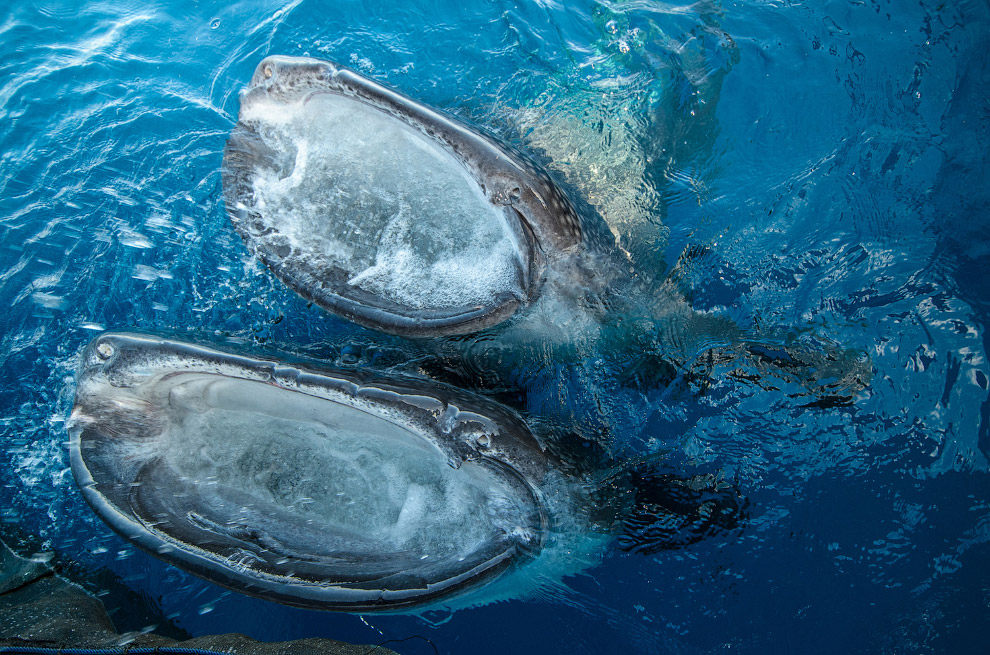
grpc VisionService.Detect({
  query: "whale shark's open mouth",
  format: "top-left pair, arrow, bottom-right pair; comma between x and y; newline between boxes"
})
223,56 -> 584,337
69,333 -> 547,611
240,91 -> 530,312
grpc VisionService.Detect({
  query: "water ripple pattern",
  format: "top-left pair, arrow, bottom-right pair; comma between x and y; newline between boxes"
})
0,0 -> 988,653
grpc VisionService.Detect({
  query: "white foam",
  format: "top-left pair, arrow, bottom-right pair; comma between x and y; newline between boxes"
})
242,92 -> 525,309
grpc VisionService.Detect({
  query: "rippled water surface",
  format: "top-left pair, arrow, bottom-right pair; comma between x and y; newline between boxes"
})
2,0 -> 989,653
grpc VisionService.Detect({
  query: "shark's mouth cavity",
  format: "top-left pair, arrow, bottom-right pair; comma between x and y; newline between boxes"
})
69,333 -> 548,611
223,56 -> 583,337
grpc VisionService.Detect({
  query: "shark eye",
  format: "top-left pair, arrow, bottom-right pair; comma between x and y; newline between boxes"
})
96,341 -> 115,360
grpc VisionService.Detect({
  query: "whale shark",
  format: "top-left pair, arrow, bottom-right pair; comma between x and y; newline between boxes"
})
223,55 -> 591,337
221,55 -> 869,437
67,333 -> 745,612
68,333 -> 551,611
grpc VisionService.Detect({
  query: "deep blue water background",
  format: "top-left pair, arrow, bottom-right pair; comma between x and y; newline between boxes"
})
1,0 -> 989,653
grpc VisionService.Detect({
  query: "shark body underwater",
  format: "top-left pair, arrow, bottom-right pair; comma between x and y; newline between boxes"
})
69,55 -> 856,612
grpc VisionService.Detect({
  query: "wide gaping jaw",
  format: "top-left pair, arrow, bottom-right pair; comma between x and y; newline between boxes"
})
223,55 -> 583,337
69,333 -> 548,611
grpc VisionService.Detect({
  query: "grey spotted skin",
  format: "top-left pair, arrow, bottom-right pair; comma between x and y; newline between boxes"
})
223,56 -> 585,337
68,333 -> 549,611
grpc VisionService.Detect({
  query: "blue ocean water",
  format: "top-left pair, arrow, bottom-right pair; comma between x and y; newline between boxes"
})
1,0 -> 988,652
